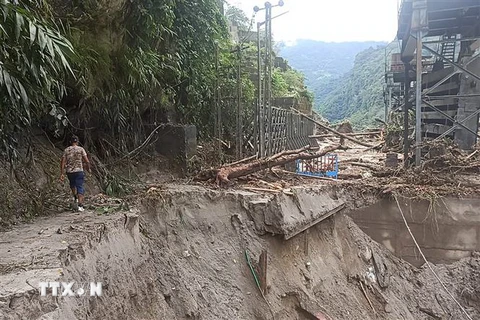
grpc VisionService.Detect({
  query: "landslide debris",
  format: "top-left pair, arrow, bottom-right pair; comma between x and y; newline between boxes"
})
1,184 -> 479,319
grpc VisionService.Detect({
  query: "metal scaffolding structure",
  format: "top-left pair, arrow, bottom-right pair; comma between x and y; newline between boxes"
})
391,0 -> 480,167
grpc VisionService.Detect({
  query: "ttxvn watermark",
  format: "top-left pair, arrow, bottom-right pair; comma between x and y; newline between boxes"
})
39,282 -> 102,297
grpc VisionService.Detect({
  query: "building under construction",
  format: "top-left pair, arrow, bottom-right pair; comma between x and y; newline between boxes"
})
387,0 -> 480,163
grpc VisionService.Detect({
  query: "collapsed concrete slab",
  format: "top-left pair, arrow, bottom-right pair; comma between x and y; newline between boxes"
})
245,185 -> 380,240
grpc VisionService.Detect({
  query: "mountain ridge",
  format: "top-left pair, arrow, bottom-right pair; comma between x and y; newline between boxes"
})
279,40 -> 391,127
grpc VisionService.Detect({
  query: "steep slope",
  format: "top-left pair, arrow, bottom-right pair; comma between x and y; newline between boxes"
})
279,40 -> 402,128
278,40 -> 387,107
318,44 -> 392,127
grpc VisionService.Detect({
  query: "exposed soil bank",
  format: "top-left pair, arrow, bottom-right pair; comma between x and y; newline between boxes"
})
1,184 -> 479,319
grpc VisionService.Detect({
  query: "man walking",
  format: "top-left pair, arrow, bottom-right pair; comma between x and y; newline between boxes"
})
60,135 -> 90,211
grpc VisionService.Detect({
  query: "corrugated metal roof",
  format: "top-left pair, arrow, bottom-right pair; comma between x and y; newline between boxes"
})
397,0 -> 480,39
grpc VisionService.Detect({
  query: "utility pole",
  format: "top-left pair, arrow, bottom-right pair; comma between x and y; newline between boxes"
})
387,85 -> 392,123
412,0 -> 428,167
254,1 -> 284,157
415,32 -> 422,167
265,2 -> 272,156
214,43 -> 221,160
256,22 -> 263,157
403,62 -> 411,168
236,45 -> 243,159
384,47 -> 388,123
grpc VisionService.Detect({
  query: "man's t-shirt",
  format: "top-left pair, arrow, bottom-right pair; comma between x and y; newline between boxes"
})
63,146 -> 87,173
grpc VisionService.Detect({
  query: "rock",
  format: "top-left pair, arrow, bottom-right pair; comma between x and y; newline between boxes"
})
385,153 -> 399,168
306,261 -> 311,268
384,304 -> 393,313
365,266 -> 377,284
163,292 -> 171,303
362,171 -> 373,178
315,312 -> 328,320
372,251 -> 389,288
360,246 -> 372,262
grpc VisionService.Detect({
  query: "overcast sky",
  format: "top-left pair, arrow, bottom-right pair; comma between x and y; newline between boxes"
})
226,0 -> 400,43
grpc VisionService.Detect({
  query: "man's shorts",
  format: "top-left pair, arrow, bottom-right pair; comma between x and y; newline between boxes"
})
67,171 -> 85,195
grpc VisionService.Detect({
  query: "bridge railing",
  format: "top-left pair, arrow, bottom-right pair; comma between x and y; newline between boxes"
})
260,106 -> 316,157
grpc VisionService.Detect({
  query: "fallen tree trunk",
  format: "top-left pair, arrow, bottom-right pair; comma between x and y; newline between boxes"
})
350,162 -> 383,171
223,154 -> 258,167
291,109 -> 375,148
337,173 -> 363,180
310,131 -> 381,139
266,145 -> 314,161
198,144 -> 342,185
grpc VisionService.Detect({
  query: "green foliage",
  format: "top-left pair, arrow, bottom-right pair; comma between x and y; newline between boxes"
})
317,43 -> 398,128
272,68 -> 313,103
272,68 -> 289,97
104,174 -> 128,197
45,0 -> 229,149
279,40 -> 389,127
279,40 -> 387,102
225,5 -> 250,30
0,0 -> 73,160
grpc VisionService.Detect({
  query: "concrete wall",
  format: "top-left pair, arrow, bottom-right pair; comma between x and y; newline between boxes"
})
154,124 -> 197,175
350,197 -> 480,267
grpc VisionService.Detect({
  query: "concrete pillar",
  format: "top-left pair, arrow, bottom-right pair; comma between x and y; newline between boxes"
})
154,124 -> 197,175
455,56 -> 480,150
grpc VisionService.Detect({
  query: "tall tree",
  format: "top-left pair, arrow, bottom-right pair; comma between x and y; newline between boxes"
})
0,0 -> 73,160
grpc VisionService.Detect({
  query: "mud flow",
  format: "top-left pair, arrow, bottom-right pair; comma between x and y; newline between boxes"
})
1,185 -> 480,320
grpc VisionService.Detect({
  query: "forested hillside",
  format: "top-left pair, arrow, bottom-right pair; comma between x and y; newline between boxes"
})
279,40 -> 397,128
319,43 -> 398,127
0,0 -> 235,160
279,40 -> 386,106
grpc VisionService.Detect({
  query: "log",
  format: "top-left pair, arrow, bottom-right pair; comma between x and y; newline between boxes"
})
310,131 -> 381,139
212,144 -> 342,185
224,154 -> 258,167
363,142 -> 385,152
267,145 -> 315,161
243,187 -> 281,193
295,174 -> 338,182
291,109 -> 375,148
284,203 -> 346,240
465,150 -> 478,161
259,251 -> 268,295
278,169 -> 339,182
337,173 -> 362,180
350,162 -> 382,171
